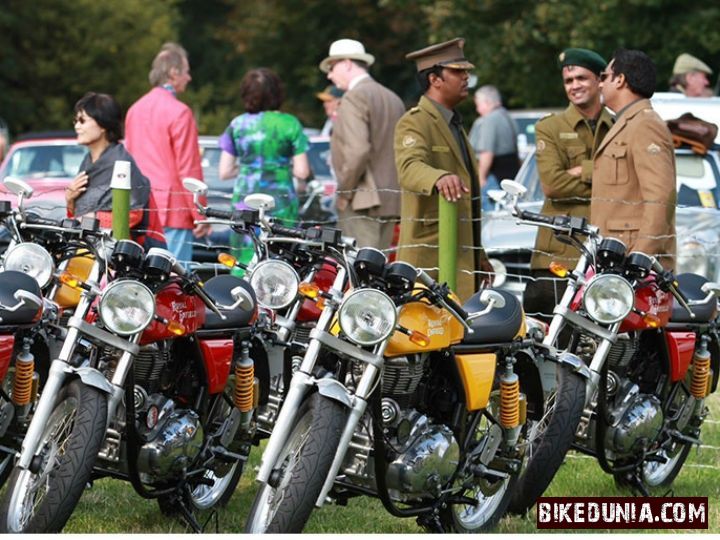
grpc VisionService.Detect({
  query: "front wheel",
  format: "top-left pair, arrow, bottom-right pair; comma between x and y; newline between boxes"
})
508,364 -> 586,515
245,393 -> 347,533
0,379 -> 107,533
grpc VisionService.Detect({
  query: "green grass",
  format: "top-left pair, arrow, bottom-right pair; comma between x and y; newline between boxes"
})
61,393 -> 720,533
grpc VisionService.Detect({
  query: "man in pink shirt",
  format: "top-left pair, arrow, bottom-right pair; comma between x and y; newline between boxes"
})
125,42 -> 210,263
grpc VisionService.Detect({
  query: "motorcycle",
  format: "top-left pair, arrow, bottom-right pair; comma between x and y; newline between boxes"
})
0,214 -> 265,532
243,243 -> 562,533
501,179 -> 719,511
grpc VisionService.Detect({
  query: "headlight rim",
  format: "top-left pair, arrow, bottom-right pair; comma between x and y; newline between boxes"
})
3,242 -> 55,289
582,273 -> 634,325
338,288 -> 398,347
99,279 -> 156,336
248,259 -> 300,310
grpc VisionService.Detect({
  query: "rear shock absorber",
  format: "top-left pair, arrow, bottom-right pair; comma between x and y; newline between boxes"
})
234,342 -> 257,433
690,336 -> 711,399
12,342 -> 35,407
499,357 -> 524,448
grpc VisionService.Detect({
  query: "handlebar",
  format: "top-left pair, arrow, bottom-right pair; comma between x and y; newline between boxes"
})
651,258 -> 695,318
270,223 -> 306,239
416,269 -> 469,321
24,214 -> 62,228
205,207 -> 235,220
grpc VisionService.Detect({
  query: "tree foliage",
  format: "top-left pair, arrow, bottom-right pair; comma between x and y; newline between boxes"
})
0,0 -> 178,135
1,0 -> 719,136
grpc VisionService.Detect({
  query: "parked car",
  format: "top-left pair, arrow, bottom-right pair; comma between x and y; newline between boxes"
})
483,144 -> 720,296
509,108 -> 562,161
0,132 -> 86,220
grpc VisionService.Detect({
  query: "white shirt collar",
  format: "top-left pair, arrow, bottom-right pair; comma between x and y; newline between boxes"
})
348,73 -> 371,91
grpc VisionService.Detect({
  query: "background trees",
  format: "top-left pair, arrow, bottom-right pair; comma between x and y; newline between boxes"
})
1,0 -> 718,136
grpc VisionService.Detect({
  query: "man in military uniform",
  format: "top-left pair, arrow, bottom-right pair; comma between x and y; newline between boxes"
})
524,47 -> 614,318
593,48 -> 676,268
395,38 -> 492,301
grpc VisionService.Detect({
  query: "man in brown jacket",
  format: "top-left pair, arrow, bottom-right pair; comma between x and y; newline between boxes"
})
593,48 -> 676,269
320,39 -> 406,250
395,38 -> 492,300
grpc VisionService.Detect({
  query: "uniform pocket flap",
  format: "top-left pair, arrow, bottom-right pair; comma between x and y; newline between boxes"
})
609,145 -> 627,159
607,217 -> 642,231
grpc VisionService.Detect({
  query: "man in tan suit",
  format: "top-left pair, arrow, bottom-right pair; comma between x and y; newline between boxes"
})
320,39 -> 406,250
593,48 -> 676,269
395,38 -> 492,300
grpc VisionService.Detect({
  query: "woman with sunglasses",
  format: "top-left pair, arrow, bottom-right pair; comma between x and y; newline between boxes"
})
66,92 -> 165,248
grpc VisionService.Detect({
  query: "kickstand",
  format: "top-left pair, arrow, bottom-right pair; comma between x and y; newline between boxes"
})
201,509 -> 220,533
177,497 -> 203,533
416,511 -> 445,533
627,473 -> 650,497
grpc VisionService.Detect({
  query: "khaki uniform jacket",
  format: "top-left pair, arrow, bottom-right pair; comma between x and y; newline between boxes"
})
395,95 -> 481,301
331,77 -> 406,217
591,99 -> 676,268
531,104 -> 613,269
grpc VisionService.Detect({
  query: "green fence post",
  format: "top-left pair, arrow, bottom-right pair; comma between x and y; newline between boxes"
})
438,196 -> 457,290
111,160 -> 131,240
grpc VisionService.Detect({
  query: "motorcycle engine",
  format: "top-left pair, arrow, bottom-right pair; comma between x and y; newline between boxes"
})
384,408 -> 459,501
604,381 -> 663,457
136,395 -> 204,480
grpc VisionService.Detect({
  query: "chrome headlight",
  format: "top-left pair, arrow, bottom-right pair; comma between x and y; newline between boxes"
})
4,243 -> 54,288
338,289 -> 397,346
99,280 -> 155,336
249,259 -> 299,309
676,239 -> 708,277
582,274 -> 634,325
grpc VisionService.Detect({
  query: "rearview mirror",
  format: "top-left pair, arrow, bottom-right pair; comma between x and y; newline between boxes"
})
182,177 -> 208,196
500,179 -> 527,197
479,289 -> 506,309
244,193 -> 275,211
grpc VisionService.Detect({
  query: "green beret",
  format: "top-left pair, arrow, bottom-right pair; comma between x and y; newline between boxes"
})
558,48 -> 607,75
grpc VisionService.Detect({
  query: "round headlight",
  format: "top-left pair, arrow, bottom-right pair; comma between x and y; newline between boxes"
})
99,280 -> 155,336
4,243 -> 55,288
249,260 -> 299,309
338,288 -> 397,346
582,274 -> 634,325
676,240 -> 708,277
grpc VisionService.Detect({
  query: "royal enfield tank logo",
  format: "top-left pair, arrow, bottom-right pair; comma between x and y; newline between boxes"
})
171,301 -> 197,322
426,318 -> 445,337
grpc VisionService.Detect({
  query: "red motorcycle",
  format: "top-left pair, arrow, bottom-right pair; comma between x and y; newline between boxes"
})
0,234 -> 263,533
500,179 -> 720,512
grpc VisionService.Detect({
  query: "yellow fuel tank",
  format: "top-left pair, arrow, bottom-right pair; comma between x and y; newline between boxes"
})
385,300 -> 465,357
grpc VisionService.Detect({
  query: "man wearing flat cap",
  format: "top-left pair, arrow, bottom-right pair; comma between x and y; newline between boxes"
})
320,38 -> 405,250
394,38 -> 492,301
523,47 -> 614,319
669,53 -> 714,97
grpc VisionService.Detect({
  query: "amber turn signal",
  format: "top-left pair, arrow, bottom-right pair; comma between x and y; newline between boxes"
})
299,282 -> 321,299
218,253 -> 237,268
549,262 -> 569,278
643,314 -> 661,328
58,272 -> 82,289
408,330 -> 430,347
167,320 -> 187,336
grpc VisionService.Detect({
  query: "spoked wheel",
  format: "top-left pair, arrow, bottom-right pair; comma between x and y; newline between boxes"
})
245,393 -> 346,533
0,379 -> 107,533
437,415 -> 517,533
508,364 -> 586,515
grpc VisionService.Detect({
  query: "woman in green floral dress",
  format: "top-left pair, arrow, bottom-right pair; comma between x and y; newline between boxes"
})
219,68 -> 310,267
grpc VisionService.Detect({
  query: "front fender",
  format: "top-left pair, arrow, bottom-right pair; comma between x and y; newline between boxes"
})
69,366 -> 114,395
315,378 -> 352,409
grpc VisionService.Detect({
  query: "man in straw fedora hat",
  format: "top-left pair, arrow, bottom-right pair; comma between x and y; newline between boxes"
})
320,38 -> 405,250
394,38 -> 493,301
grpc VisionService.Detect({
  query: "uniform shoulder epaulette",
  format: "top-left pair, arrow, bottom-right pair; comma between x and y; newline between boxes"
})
409,106 -> 420,114
538,112 -> 555,122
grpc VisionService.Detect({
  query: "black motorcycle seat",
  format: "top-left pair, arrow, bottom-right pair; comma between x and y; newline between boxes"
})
0,270 -> 43,327
460,289 -> 523,345
670,273 -> 717,323
201,274 -> 256,330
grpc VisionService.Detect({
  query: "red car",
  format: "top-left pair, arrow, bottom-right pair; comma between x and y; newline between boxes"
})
0,133 -> 86,220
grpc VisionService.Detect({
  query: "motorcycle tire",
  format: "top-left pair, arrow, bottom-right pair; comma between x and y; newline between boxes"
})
0,379 -> 107,533
508,363 -> 586,515
244,392 -> 346,533
615,440 -> 692,490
